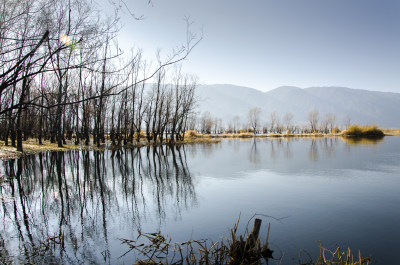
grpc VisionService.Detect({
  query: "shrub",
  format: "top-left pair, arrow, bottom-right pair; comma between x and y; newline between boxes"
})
238,133 -> 254,138
341,124 -> 384,138
185,130 -> 199,138
133,131 -> 145,139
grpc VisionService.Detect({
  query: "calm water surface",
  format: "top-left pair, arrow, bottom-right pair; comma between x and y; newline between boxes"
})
1,137 -> 399,264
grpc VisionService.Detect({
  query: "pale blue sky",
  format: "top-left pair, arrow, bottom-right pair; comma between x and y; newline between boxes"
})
102,0 -> 400,92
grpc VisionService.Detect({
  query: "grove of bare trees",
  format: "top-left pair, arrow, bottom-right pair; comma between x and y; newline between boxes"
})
0,0 -> 201,151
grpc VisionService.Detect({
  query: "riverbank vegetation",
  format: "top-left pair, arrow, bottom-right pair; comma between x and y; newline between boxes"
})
196,109 -> 386,141
0,134 -> 221,159
120,217 -> 370,265
0,123 -> 385,159
0,215 -> 371,264
340,125 -> 384,138
383,128 -> 400,133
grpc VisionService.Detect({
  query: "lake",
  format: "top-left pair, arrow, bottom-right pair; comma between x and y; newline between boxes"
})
1,136 -> 399,264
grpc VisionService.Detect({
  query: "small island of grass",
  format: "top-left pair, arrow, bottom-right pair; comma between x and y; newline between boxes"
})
340,125 -> 385,138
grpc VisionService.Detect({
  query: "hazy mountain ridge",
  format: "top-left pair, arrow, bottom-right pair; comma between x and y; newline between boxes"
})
196,84 -> 400,128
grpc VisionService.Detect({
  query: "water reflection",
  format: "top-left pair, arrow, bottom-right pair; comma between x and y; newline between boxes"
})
245,138 -> 340,164
249,139 -> 260,164
187,137 -> 390,180
340,136 -> 385,146
283,139 -> 293,159
0,146 -> 196,264
0,137 -> 394,264
308,139 -> 319,161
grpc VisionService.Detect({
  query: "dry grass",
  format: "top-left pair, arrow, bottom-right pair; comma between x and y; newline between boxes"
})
383,128 -> 400,133
182,131 -> 221,144
215,133 -> 237,138
176,137 -> 221,145
211,133 -> 337,139
0,140 -> 75,159
0,139 -> 102,159
133,131 -> 146,139
121,216 -> 273,265
341,125 -> 384,138
213,133 -> 254,138
185,130 -> 200,138
299,245 -> 371,265
0,135 -> 222,159
120,216 -> 370,265
237,133 -> 254,138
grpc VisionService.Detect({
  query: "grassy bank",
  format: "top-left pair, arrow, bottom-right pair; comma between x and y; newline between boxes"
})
0,139 -> 88,159
208,132 -> 333,138
383,128 -> 400,134
0,136 -> 221,159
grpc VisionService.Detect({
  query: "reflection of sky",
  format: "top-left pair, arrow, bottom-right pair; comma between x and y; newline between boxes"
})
1,137 -> 399,264
187,137 -> 398,179
181,137 -> 400,263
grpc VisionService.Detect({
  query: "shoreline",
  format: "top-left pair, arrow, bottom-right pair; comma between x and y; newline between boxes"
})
0,133 -> 393,159
0,137 -> 222,159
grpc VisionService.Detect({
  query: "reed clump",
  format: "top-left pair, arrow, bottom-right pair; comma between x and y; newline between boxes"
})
185,130 -> 200,138
299,245 -> 371,265
341,125 -> 384,138
180,130 -> 221,144
121,217 -> 273,265
121,217 -> 370,265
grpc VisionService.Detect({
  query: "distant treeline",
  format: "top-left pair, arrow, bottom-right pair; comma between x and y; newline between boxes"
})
194,108 -> 350,135
0,0 -> 200,151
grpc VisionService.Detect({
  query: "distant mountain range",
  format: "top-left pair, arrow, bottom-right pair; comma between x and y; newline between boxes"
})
195,84 -> 400,128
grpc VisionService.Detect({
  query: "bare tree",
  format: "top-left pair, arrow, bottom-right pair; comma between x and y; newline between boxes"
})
326,113 -> 336,133
232,115 -> 240,133
276,117 -> 284,134
168,69 -> 197,143
307,110 -> 319,133
343,115 -> 352,130
269,111 -> 278,133
248,107 -> 262,134
283,112 -> 294,132
320,114 -> 329,134
200,111 -> 213,134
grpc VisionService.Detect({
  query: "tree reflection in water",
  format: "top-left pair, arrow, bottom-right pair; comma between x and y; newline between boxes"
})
0,146 -> 196,264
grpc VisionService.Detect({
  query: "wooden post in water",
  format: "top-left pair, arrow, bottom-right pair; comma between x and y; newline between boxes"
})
246,218 -> 262,248
230,218 -> 272,264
